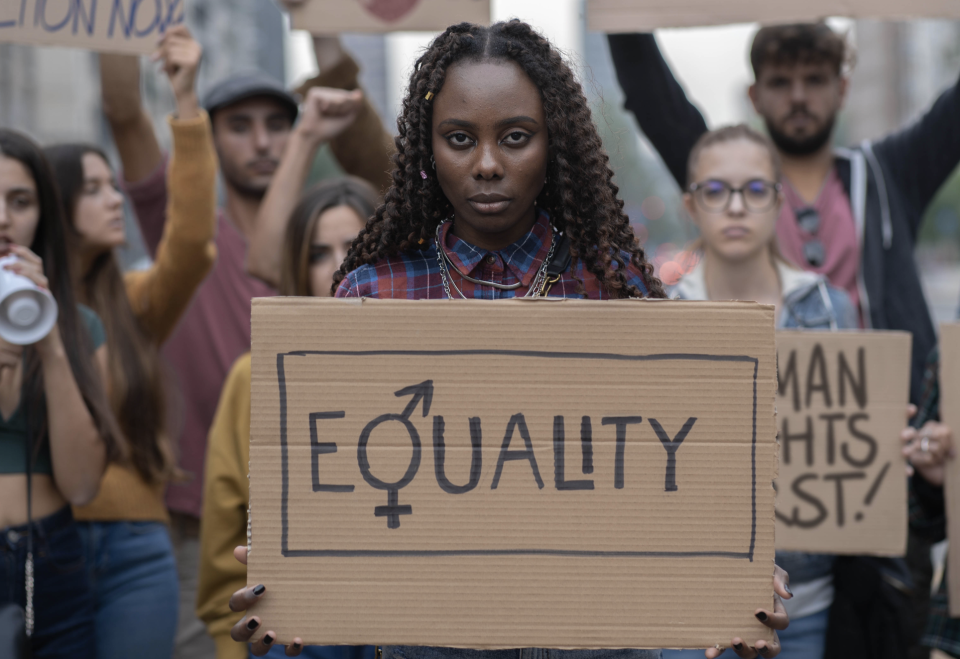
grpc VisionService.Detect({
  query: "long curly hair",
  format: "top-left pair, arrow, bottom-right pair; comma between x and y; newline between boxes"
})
332,20 -> 665,299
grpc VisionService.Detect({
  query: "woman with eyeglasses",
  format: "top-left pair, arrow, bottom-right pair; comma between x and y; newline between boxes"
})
667,125 -> 857,659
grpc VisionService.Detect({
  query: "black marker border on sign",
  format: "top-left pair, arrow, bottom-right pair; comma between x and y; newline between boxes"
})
275,350 -> 760,561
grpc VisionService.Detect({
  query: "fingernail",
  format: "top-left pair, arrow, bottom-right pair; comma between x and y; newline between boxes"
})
253,584 -> 265,596
784,584 -> 793,597
755,611 -> 768,622
247,618 -> 260,630
733,643 -> 743,651
293,642 -> 302,650
263,634 -> 274,646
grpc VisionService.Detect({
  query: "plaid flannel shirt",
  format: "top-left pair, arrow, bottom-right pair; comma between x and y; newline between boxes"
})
335,210 -> 650,300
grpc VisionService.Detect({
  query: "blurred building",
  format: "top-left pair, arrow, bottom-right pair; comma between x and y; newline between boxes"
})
844,19 -> 960,144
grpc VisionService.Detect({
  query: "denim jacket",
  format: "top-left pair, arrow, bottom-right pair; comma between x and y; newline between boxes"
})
672,258 -> 859,614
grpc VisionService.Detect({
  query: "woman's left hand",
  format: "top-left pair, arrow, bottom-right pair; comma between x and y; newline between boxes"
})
705,564 -> 791,658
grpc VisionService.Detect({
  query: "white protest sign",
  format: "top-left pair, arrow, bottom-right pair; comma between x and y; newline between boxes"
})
774,331 -> 911,556
587,0 -> 960,32
0,0 -> 184,54
288,0 -> 490,33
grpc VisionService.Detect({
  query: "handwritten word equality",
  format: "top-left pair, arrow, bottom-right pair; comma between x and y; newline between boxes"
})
308,380 -> 698,529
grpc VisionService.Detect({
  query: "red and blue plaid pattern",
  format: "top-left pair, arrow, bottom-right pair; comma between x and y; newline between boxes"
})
335,210 -> 650,300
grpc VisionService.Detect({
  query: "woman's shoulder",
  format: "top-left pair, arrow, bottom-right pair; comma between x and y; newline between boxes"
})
335,248 -> 439,299
616,250 -> 653,297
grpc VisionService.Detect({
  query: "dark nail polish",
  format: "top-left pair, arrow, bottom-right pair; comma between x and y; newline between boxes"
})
784,584 -> 794,597
253,584 -> 265,596
246,618 -> 260,630
293,643 -> 302,650
733,643 -> 743,651
755,611 -> 768,622
263,634 -> 274,645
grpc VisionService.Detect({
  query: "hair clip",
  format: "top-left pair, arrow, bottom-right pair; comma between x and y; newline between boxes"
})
424,91 -> 435,101
420,170 -> 428,180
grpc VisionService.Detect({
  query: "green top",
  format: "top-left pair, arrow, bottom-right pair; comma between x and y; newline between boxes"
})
0,305 -> 106,475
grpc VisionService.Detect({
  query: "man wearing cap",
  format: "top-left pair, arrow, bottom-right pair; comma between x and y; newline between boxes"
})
99,35 -> 393,659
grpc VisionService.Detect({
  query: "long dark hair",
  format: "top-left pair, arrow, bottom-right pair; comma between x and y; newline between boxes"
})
0,131 -> 122,462
332,20 -> 665,299
44,143 -> 170,484
282,176 -> 378,297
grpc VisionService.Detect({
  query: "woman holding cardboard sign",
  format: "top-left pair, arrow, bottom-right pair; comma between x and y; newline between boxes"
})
227,20 -> 792,659
669,125 -> 857,659
0,129 -> 121,658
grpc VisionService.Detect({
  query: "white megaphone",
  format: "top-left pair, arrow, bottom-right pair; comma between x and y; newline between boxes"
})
0,255 -> 58,345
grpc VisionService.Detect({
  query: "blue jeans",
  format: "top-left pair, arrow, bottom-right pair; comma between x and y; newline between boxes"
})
256,645 -> 377,659
661,606 -> 829,659
383,650 -> 661,659
76,520 -> 179,659
0,506 -> 95,659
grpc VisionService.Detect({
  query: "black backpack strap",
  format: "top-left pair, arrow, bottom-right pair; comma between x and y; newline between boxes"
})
546,233 -> 571,278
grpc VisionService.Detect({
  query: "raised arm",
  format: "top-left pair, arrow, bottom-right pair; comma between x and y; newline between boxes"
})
607,33 -> 709,189
297,37 -> 395,193
124,26 -> 218,345
99,53 -> 167,255
246,86 -> 363,288
99,53 -> 164,184
871,67 -> 960,238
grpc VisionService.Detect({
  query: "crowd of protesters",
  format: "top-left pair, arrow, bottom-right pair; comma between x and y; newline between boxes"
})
0,4 -> 958,659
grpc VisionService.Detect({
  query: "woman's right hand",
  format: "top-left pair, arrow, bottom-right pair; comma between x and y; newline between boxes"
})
229,546 -> 304,657
153,25 -> 202,121
3,244 -> 59,352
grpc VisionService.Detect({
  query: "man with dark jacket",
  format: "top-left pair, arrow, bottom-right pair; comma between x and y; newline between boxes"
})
607,23 -> 960,407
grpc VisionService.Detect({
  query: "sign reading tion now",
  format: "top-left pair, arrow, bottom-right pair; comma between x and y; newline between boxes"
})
247,298 -> 778,651
0,0 -> 184,54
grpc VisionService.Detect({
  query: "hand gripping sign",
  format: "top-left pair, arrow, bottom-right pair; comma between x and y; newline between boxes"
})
248,297 -> 778,651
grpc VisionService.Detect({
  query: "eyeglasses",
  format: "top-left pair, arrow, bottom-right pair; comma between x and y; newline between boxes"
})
688,179 -> 781,213
795,207 -> 826,267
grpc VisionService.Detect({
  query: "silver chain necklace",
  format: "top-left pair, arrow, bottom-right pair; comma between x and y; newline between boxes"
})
434,220 -> 557,299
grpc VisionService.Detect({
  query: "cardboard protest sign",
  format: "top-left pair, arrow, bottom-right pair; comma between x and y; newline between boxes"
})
587,0 -> 960,32
0,0 -> 183,55
288,0 -> 490,34
774,331 -> 911,556
247,297 -> 777,650
940,324 -> 960,615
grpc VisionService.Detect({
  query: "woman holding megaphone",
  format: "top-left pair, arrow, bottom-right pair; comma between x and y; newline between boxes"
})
43,25 -> 217,659
0,129 -> 122,658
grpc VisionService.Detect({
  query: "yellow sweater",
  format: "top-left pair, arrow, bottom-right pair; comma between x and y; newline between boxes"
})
73,112 -> 218,523
197,353 -> 253,659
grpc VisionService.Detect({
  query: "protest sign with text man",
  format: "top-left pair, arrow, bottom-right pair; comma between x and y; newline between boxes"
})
99,30 -> 393,659
607,24 -> 960,408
